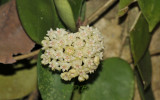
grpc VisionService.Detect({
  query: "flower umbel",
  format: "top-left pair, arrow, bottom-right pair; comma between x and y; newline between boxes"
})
41,26 -> 104,82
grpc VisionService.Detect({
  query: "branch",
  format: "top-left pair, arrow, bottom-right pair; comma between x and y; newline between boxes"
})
150,50 -> 160,56
83,0 -> 117,25
13,0 -> 117,61
13,49 -> 40,60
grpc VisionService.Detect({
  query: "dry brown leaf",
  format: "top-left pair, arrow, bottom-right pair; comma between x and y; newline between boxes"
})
0,0 -> 35,64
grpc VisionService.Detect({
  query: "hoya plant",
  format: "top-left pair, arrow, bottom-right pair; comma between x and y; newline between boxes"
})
0,0 -> 160,100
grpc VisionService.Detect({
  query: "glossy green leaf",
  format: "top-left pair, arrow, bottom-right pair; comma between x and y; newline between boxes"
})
16,0 -> 64,44
37,51 -> 74,100
54,0 -> 76,32
138,0 -> 160,31
81,58 -> 134,100
80,1 -> 86,21
68,0 -> 84,22
0,60 -> 37,99
137,51 -> 152,89
130,13 -> 151,64
118,0 -> 134,16
135,67 -> 155,100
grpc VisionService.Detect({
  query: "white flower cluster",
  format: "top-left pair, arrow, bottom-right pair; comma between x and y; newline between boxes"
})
41,26 -> 104,82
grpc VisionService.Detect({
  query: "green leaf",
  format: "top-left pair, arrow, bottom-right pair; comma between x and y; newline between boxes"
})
80,1 -> 86,21
118,0 -> 134,17
68,0 -> 85,22
135,67 -> 155,100
0,60 -> 37,99
37,50 -> 74,100
130,13 -> 151,64
16,0 -> 64,44
81,58 -> 134,100
138,0 -> 160,31
54,0 -> 77,32
137,51 -> 152,89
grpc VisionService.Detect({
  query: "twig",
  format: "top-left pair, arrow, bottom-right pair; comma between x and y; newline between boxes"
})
150,50 -> 160,56
13,49 -> 40,61
83,0 -> 117,25
13,0 -> 117,61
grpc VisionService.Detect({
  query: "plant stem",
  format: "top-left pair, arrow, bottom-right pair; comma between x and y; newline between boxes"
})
83,0 -> 117,25
13,49 -> 40,60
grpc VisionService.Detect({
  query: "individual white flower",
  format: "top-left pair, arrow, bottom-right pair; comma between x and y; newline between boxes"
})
73,39 -> 85,49
84,58 -> 94,67
41,26 -> 104,82
49,60 -> 59,71
94,41 -> 103,51
48,40 -> 56,47
65,46 -> 75,55
74,50 -> 83,58
85,39 -> 96,47
82,47 -> 95,57
54,49 -> 63,59
41,37 -> 50,50
94,56 -> 100,66
46,28 -> 56,39
60,62 -> 71,72
60,72 -> 71,81
78,76 -> 85,82
41,54 -> 50,65
78,70 -> 89,82
69,69 -> 78,78
63,55 -> 72,62
67,33 -> 76,45
72,60 -> 82,69
79,26 -> 92,38
97,52 -> 103,60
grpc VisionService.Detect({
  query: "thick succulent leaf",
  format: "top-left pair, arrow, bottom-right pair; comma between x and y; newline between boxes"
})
138,0 -> 160,31
130,13 -> 151,64
0,0 -> 35,64
68,0 -> 84,22
37,51 -> 74,100
16,0 -> 64,44
135,68 -> 155,100
80,1 -> 86,21
81,58 -> 134,100
137,51 -> 152,89
54,0 -> 76,32
0,60 -> 37,99
118,0 -> 134,16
